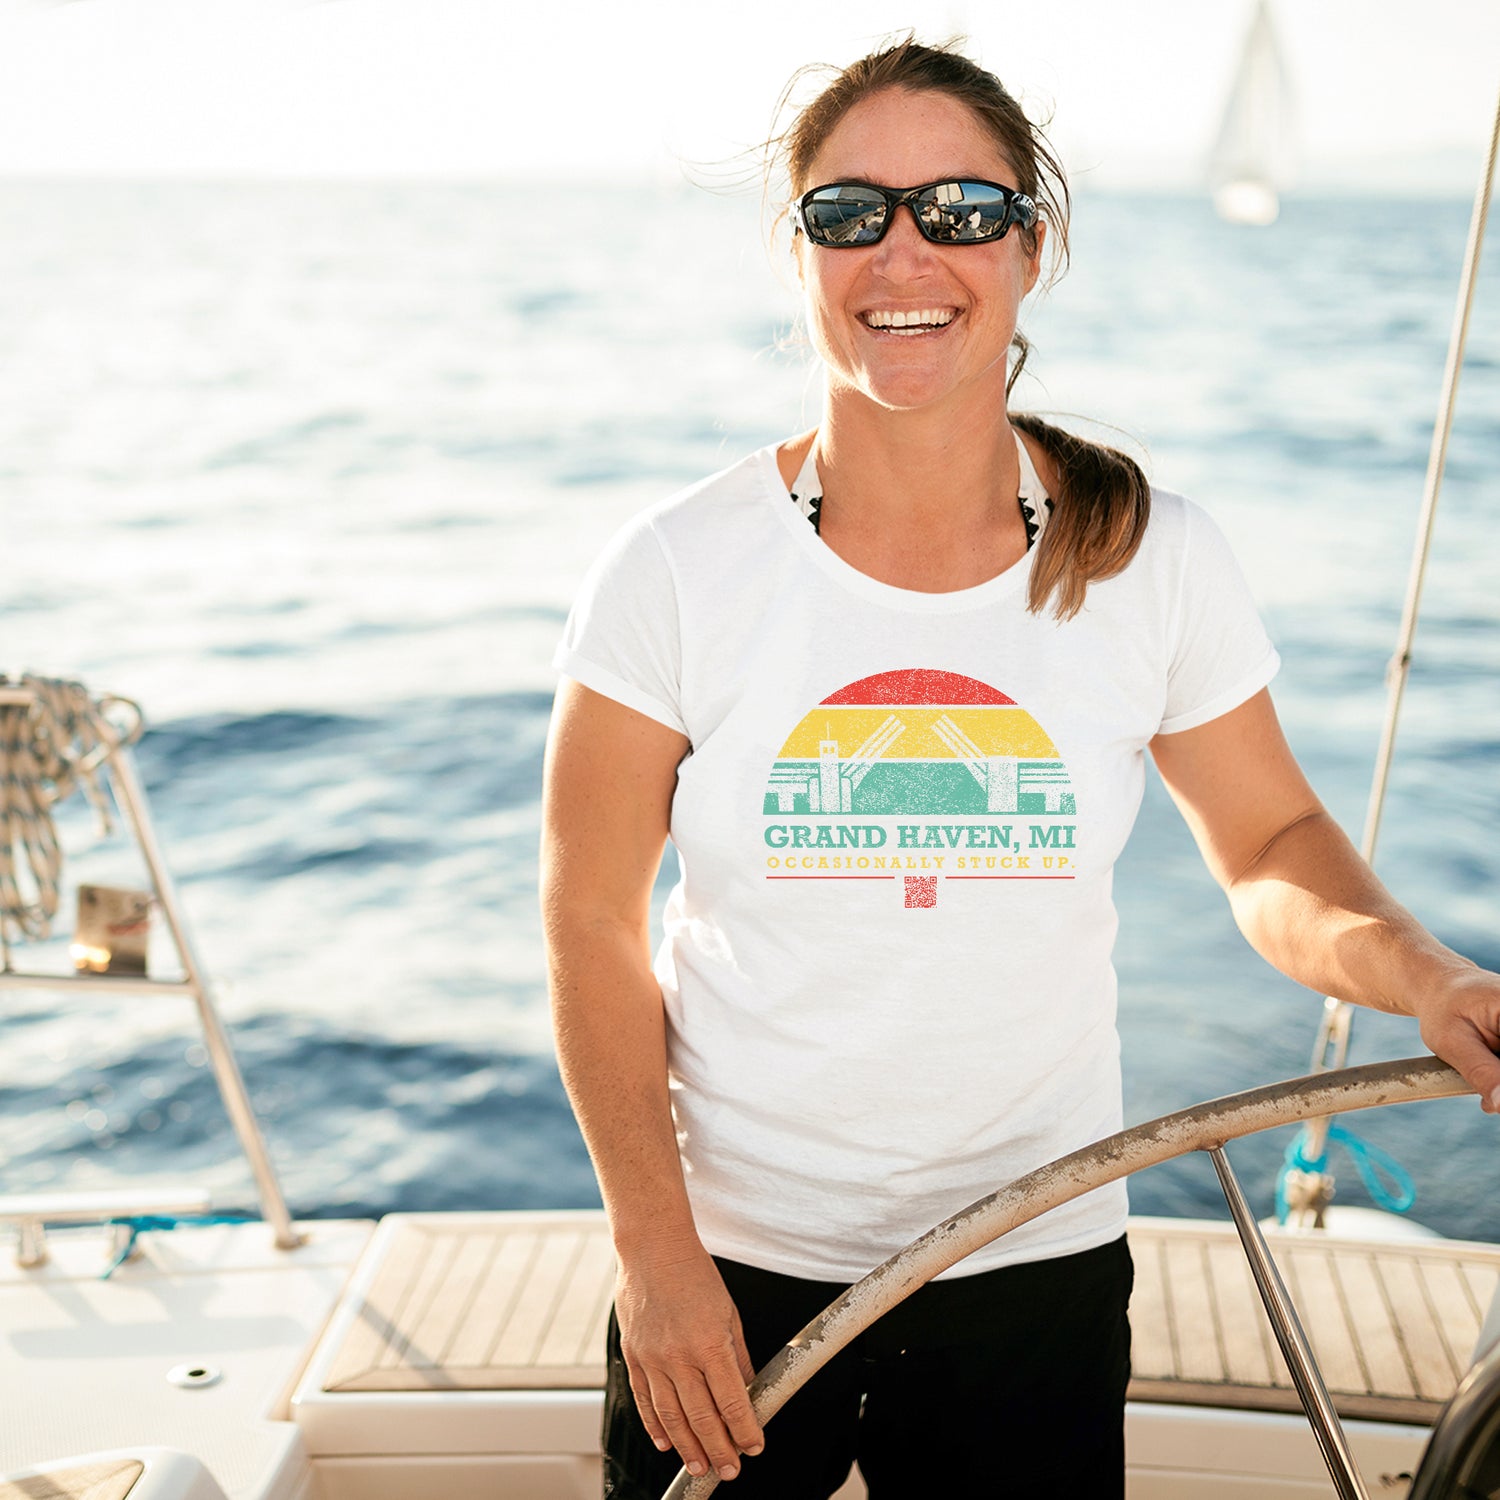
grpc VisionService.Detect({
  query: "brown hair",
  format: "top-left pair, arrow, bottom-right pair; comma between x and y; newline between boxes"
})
771,38 -> 1150,619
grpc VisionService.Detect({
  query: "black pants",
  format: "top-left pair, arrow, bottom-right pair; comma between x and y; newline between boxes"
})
603,1236 -> 1133,1500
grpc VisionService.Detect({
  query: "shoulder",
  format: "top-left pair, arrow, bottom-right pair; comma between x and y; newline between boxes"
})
657,443 -> 781,521
570,444 -> 789,615
601,443 -> 787,564
1074,485 -> 1258,622
1140,485 -> 1190,539
1134,487 -> 1242,568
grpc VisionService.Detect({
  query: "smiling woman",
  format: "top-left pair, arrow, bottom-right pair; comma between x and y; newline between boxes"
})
784,87 -> 1055,588
772,47 -> 1150,612
540,35 -> 1500,1500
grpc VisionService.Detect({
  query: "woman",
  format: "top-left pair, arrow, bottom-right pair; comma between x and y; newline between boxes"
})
541,39 -> 1500,1500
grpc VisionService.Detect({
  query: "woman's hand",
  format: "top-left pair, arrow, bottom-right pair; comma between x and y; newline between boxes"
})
543,682 -> 763,1472
616,1242 -> 765,1482
1411,964 -> 1500,1114
545,685 -> 767,1480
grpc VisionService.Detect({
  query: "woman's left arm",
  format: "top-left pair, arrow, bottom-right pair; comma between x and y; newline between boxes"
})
1150,687 -> 1500,1113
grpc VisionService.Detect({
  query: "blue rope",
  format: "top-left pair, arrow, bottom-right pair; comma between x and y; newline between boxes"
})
1275,1121 -> 1417,1223
100,1213 -> 255,1278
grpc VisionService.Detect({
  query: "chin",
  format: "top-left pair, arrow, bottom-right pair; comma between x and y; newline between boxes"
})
855,370 -> 966,412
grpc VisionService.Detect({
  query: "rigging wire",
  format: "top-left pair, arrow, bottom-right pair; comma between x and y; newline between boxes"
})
1288,78 -> 1500,1212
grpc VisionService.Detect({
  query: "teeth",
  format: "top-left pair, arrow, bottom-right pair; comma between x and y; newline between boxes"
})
863,308 -> 956,330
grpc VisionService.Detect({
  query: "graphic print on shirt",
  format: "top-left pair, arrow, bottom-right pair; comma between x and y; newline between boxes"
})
761,668 -> 1077,906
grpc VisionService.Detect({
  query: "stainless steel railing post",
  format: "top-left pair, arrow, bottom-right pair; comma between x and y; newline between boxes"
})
107,744 -> 303,1250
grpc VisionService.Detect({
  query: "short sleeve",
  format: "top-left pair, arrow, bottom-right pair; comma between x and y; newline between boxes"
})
1158,501 -> 1281,735
553,515 -> 688,736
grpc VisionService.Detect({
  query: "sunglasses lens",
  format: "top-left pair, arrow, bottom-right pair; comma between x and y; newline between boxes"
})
801,186 -> 888,246
914,182 -> 1018,242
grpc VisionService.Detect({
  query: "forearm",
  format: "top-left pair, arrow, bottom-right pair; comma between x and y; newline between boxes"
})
1153,691 -> 1500,1108
546,911 -> 701,1261
541,683 -> 761,1474
1226,810 -> 1475,1016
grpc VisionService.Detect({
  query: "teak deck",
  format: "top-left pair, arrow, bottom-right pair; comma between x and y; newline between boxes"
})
321,1212 -> 1500,1427
1127,1215 -> 1498,1424
0,1459 -> 145,1500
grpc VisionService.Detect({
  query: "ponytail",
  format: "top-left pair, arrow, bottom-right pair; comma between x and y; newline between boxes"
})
1012,407 -> 1151,621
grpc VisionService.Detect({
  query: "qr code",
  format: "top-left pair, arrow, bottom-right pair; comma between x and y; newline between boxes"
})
904,875 -> 938,908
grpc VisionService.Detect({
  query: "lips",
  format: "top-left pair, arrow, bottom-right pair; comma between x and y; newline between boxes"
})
860,307 -> 960,336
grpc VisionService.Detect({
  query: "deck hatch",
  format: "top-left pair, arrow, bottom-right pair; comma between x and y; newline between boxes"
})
322,1217 -> 614,1392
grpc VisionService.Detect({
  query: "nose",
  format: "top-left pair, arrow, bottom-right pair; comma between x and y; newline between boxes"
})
871,200 -> 938,271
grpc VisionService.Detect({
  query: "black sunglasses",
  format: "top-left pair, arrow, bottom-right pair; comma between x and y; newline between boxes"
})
794,179 -> 1038,248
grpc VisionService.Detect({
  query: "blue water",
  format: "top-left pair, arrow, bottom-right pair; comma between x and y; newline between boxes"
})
3,180 -> 1499,1241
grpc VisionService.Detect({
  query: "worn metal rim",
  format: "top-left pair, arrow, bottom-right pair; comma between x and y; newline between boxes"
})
665,1055 -> 1472,1499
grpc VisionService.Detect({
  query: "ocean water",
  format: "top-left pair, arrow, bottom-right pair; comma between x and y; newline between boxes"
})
2,179 -> 1499,1242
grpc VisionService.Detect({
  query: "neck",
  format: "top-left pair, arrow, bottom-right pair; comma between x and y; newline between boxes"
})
800,372 -> 1033,594
816,377 -> 1020,534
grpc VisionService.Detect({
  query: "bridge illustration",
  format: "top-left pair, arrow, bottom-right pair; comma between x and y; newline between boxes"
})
763,712 -> 1075,816
764,714 -> 903,814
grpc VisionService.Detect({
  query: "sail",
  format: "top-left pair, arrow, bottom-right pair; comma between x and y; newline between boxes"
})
1209,0 -> 1294,225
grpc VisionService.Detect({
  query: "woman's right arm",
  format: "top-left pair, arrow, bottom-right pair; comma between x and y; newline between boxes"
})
541,678 -> 765,1483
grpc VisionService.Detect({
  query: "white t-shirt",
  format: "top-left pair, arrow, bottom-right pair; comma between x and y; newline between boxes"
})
555,437 -> 1279,1282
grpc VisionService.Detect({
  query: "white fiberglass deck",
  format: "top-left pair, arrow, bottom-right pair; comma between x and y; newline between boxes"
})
0,1219 -> 376,1500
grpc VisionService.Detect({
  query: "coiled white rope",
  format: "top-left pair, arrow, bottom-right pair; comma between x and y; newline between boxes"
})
0,674 -> 142,944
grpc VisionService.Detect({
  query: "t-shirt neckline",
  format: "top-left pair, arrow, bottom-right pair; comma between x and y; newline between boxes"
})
760,431 -> 1044,615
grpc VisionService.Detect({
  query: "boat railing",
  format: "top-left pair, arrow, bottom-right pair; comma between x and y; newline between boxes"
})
0,681 -> 301,1264
661,1056 -> 1487,1500
0,1185 -> 213,1269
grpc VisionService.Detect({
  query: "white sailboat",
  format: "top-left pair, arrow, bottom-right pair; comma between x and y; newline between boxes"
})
1210,0 -> 1295,225
4,27 -> 1499,1500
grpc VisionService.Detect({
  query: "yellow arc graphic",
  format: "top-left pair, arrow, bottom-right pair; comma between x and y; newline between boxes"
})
776,706 -> 1057,761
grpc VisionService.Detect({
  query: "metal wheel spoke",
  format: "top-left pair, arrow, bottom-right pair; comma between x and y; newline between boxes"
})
1211,1145 -> 1369,1500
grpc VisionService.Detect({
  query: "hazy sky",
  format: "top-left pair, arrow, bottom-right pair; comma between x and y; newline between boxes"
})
1,0 -> 1496,189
